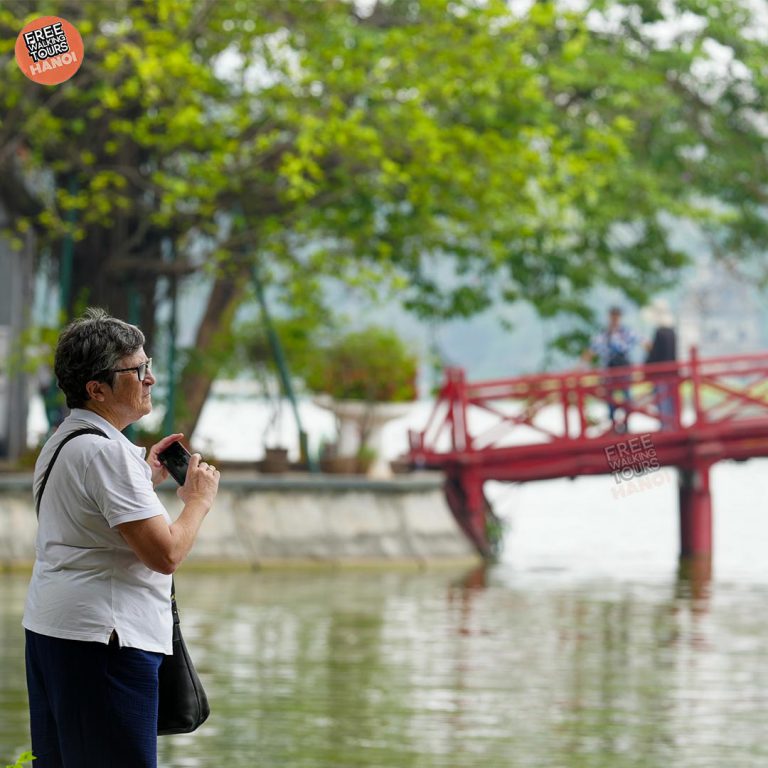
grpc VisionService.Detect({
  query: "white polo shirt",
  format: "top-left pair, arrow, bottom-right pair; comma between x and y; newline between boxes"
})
23,409 -> 173,654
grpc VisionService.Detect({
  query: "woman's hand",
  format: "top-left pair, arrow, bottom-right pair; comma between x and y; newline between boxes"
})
147,432 -> 184,487
177,453 -> 220,509
120,454 -> 220,575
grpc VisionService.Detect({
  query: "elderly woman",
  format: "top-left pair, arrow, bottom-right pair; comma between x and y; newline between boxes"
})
23,308 -> 219,767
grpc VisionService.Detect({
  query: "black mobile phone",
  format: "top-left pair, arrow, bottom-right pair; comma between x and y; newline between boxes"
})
157,441 -> 192,486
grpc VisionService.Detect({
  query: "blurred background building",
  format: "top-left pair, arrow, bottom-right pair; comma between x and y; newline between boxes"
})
678,260 -> 763,358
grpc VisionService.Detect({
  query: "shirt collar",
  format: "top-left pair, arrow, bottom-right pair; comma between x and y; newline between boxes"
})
68,408 -> 147,458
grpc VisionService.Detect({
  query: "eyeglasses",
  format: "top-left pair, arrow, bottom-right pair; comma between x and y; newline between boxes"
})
110,358 -> 153,382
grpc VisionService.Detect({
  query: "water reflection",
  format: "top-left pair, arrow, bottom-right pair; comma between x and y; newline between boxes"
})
675,555 -> 712,603
2,562 -> 768,766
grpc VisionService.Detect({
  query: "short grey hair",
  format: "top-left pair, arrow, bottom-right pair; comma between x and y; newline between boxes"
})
54,308 -> 145,408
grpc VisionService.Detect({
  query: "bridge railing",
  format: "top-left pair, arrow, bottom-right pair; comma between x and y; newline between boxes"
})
409,348 -> 768,462
687,349 -> 768,426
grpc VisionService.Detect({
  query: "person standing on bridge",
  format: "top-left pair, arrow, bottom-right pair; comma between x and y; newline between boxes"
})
583,306 -> 646,433
644,298 -> 678,430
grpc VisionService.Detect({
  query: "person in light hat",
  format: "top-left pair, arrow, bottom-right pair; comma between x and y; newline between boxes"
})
643,298 -> 678,430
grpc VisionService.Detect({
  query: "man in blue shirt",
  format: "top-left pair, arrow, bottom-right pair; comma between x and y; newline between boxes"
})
583,306 -> 646,432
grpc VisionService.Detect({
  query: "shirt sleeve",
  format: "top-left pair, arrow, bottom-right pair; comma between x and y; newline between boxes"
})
84,440 -> 168,528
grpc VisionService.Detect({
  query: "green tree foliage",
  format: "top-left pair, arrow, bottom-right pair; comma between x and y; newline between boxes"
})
587,0 -> 768,273
0,0 -> 766,433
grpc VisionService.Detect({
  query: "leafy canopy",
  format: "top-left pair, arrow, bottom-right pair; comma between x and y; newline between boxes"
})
1,0 -> 767,427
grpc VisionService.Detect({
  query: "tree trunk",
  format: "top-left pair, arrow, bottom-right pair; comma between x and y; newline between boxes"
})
70,224 -> 160,350
175,266 -> 251,438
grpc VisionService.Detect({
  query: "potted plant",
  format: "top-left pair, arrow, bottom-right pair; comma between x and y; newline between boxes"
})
304,326 -> 419,475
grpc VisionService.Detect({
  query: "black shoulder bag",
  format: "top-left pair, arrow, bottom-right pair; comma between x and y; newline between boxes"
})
35,426 -> 210,736
157,578 -> 210,735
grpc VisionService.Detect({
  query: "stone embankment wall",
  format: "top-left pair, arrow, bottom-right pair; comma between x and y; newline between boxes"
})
0,473 -> 478,568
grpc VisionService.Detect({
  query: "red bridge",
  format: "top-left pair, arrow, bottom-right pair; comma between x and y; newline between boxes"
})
408,349 -> 768,559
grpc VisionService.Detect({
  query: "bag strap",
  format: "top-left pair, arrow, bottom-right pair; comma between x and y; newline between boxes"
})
35,426 -> 109,518
171,577 -> 180,620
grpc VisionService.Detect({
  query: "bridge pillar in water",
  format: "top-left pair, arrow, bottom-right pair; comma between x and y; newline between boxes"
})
444,470 -> 491,558
678,465 -> 712,558
463,473 -> 488,554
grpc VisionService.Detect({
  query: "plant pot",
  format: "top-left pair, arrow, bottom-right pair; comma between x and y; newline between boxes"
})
389,457 -> 413,475
319,455 -> 360,474
260,447 -> 290,474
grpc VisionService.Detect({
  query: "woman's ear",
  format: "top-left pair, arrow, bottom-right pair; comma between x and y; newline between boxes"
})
85,379 -> 109,402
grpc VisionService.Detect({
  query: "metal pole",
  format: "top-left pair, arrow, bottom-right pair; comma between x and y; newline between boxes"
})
43,176 -> 79,431
250,263 -> 317,472
60,187 -> 75,314
123,282 -> 141,440
163,241 -> 178,435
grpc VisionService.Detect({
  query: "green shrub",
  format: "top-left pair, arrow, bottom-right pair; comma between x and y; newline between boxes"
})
305,327 -> 418,402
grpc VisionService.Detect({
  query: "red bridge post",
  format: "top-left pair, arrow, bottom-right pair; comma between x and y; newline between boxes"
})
678,465 -> 713,558
462,470 -> 488,554
444,469 -> 492,558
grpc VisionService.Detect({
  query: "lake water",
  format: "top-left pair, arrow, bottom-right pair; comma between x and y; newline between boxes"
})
3,457 -> 768,766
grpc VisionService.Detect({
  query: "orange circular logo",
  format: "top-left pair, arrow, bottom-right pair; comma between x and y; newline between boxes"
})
15,16 -> 84,85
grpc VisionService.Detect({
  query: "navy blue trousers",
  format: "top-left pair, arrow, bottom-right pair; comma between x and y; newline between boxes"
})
25,630 -> 164,768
